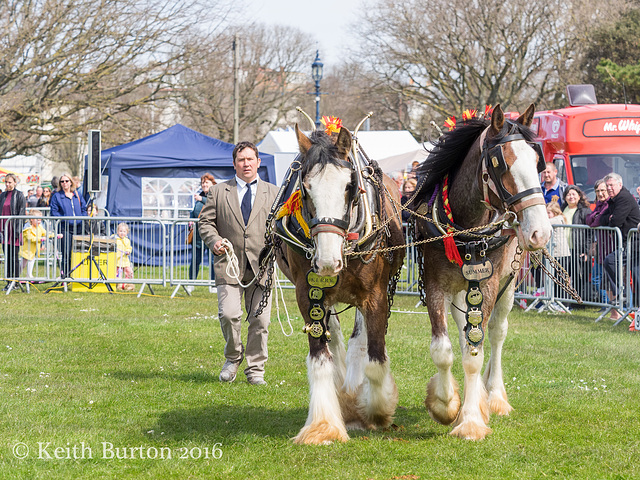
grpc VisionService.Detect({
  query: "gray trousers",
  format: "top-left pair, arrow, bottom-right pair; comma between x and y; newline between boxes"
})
217,275 -> 272,379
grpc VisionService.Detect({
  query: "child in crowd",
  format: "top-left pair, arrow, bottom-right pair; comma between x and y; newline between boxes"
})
19,209 -> 56,278
115,222 -> 134,291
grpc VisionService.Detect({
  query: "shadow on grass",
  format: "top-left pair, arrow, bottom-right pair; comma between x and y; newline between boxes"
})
147,404 -> 307,442
111,369 -> 219,384
147,404 -> 443,444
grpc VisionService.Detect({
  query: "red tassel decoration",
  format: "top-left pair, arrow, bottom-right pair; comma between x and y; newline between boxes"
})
443,234 -> 463,267
442,175 -> 463,267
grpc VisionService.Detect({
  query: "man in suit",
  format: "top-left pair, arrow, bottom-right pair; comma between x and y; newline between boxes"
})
199,141 -> 279,385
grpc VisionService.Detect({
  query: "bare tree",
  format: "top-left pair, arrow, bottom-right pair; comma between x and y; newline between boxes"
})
0,0 -> 232,168
352,0 -> 629,137
177,24 -> 316,143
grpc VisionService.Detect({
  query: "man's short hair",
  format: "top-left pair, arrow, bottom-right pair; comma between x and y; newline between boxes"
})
545,162 -> 557,172
604,172 -> 623,185
232,142 -> 259,162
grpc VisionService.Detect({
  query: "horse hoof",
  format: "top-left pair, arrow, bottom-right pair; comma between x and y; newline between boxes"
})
293,421 -> 349,445
450,421 -> 492,441
425,374 -> 461,425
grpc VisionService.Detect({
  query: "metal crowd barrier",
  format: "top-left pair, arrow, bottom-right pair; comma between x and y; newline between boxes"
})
1,215 -> 166,296
1,214 -> 636,327
515,225 -> 625,321
167,218 -> 216,297
614,228 -> 640,326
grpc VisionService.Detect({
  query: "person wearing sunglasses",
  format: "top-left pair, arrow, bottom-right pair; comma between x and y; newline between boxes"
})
49,173 -> 87,277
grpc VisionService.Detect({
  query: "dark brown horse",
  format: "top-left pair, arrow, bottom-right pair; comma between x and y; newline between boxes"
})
270,125 -> 405,444
413,105 -> 552,440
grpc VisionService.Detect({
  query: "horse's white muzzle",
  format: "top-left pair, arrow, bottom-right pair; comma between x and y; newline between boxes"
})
312,232 -> 345,276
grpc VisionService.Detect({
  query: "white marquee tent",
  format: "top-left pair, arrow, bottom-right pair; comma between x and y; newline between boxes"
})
258,128 -> 431,185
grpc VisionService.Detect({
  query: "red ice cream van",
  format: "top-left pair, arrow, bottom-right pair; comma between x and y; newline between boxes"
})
531,85 -> 640,201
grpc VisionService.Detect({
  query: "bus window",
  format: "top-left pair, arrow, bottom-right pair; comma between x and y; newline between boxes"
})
554,157 -> 567,184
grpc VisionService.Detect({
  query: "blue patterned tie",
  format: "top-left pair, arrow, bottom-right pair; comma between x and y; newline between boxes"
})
241,180 -> 256,225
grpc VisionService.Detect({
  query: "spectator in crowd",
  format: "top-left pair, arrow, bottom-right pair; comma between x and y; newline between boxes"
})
51,176 -> 60,192
27,186 -> 43,207
49,173 -> 87,277
401,177 -> 417,223
0,174 -> 26,289
407,160 -> 421,179
547,202 -> 570,264
599,173 -> 640,320
37,186 -> 52,209
186,173 -> 217,294
586,179 -> 613,305
561,185 -> 592,304
115,222 -> 134,291
541,162 -> 567,207
199,141 -> 279,386
72,176 -> 83,199
26,188 -> 36,207
390,171 -> 404,195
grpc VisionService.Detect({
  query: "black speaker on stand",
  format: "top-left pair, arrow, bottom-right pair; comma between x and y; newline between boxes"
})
87,130 -> 101,193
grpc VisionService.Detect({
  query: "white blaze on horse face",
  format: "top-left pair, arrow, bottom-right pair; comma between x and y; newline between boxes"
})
308,162 -> 352,276
508,141 -> 553,250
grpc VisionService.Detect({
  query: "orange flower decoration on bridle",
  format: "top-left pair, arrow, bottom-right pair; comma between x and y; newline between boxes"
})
320,116 -> 343,135
443,105 -> 493,131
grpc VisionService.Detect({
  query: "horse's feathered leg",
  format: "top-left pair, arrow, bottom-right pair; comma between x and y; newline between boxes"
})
326,309 -> 362,427
425,287 -> 461,425
354,297 -> 398,429
293,336 -> 349,445
341,309 -> 368,429
483,280 -> 514,416
450,291 -> 492,440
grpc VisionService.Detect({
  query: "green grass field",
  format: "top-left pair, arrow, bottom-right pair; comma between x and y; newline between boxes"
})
0,287 -> 638,479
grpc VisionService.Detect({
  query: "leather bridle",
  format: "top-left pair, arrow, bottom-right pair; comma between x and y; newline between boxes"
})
481,120 -> 546,215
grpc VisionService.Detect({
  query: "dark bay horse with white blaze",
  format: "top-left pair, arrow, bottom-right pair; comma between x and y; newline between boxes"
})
269,124 -> 405,445
412,105 -> 552,440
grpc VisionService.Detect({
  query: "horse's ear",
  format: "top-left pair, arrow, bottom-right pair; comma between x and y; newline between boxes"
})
295,124 -> 312,154
335,127 -> 352,159
517,103 -> 535,127
490,104 -> 505,133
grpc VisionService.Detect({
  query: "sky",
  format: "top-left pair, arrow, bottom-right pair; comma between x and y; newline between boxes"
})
242,0 -> 361,67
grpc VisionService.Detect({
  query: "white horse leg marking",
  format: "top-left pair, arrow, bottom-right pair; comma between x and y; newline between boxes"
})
426,295 -> 461,425
450,293 -> 491,439
342,309 -> 368,429
293,353 -> 349,445
344,309 -> 367,394
327,308 -> 346,389
356,353 -> 398,429
483,285 -> 514,416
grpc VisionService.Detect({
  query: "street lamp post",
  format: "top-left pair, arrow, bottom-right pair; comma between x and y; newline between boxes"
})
311,50 -> 324,128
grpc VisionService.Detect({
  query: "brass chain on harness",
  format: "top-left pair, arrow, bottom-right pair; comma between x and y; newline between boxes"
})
529,247 -> 582,302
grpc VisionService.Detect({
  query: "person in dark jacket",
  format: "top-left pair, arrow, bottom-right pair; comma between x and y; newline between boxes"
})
586,180 -> 612,304
0,174 -> 26,287
561,185 -> 592,303
599,173 -> 640,319
49,173 -> 87,277
186,173 -> 217,293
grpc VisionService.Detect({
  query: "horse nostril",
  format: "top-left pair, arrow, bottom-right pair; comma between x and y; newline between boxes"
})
335,259 -> 343,272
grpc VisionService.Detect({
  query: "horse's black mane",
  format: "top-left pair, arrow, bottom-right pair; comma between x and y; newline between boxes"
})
416,117 -> 536,197
300,131 -> 342,177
